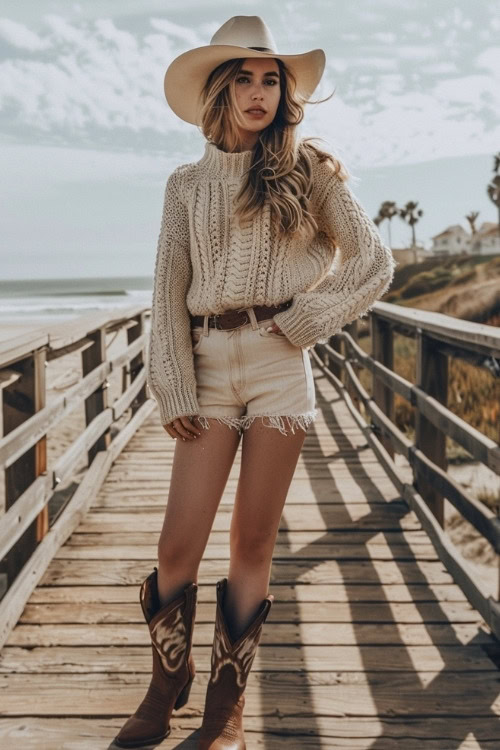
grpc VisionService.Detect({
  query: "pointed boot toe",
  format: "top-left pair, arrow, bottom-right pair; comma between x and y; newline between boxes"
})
114,568 -> 198,748
197,578 -> 273,749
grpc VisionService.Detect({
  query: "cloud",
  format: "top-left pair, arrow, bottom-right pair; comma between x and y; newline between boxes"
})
0,14 -> 192,134
149,17 -> 203,47
0,17 -> 51,51
0,8 -> 499,171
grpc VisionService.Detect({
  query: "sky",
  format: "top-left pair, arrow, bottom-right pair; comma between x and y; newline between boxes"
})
1,0 -> 499,279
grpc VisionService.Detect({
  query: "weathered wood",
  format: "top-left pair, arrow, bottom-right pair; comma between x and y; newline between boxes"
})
27,580 -> 469,603
371,315 -> 394,458
0,452 -> 111,650
1,716 -> 500,750
0,643 -> 495,673
35,558 -> 464,587
8,621 -> 493,648
3,350 -> 43,588
1,312 -> 499,747
81,327 -> 111,462
1,671 -> 499,715
15,599 -> 480,625
374,299 -> 500,354
0,362 -> 108,469
0,474 -> 52,562
0,402 -> 154,650
415,330 -> 447,526
311,345 -> 500,639
126,311 -> 147,417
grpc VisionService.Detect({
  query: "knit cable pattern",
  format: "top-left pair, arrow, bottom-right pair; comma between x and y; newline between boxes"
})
146,142 -> 396,425
146,169 -> 200,426
273,158 -> 397,348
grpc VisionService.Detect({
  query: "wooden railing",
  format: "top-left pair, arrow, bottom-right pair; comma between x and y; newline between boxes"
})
0,306 -> 154,649
311,301 -> 500,640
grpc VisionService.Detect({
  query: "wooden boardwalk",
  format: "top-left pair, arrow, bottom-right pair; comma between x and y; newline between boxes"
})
0,358 -> 499,749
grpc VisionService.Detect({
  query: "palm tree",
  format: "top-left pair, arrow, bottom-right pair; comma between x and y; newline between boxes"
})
466,210 -> 480,254
374,201 -> 398,248
486,151 -> 500,239
399,201 -> 424,248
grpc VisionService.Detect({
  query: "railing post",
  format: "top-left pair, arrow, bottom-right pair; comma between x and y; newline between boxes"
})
328,334 -> 342,380
82,326 -> 111,463
371,313 -> 394,459
127,312 -> 147,415
415,330 -> 447,527
344,321 -> 360,412
2,348 -> 47,589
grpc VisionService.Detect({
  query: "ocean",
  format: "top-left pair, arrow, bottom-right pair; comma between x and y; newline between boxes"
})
0,276 -> 153,325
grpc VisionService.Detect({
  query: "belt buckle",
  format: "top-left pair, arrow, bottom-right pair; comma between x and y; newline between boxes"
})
232,308 -> 250,330
210,313 -> 221,330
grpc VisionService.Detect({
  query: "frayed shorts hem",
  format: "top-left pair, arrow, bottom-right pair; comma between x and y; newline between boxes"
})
195,409 -> 318,437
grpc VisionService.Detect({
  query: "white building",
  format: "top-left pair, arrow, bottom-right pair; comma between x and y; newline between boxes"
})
431,225 -> 472,256
470,222 -> 500,255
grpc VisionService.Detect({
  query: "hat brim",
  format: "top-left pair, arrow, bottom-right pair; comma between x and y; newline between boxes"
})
164,44 -> 326,125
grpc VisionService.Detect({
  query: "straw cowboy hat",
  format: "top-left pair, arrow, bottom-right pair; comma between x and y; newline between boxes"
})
164,15 -> 326,125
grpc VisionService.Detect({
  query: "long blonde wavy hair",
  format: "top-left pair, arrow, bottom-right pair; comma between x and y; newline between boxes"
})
198,56 -> 349,239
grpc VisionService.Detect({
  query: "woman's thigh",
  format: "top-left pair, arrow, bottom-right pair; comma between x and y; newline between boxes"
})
158,417 -> 241,560
229,416 -> 307,554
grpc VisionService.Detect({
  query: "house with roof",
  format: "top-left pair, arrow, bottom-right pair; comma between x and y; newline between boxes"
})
471,222 -> 500,254
430,225 -> 472,257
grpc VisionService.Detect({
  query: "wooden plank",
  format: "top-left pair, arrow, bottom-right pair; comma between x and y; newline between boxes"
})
0,671 -> 499,716
1,716 -> 499,749
76,506 -> 422,533
52,542 -> 440,561
94,480 -> 401,505
63,529 -> 431,545
16,599 -> 482,625
1,643 -> 495,674
36,558 -> 457,587
6,621 -> 492,648
27,581 -> 470,604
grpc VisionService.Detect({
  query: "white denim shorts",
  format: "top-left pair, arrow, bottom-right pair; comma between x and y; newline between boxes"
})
190,306 -> 317,437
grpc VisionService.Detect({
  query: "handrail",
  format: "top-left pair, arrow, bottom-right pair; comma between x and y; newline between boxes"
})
312,302 -> 500,639
0,306 -> 154,649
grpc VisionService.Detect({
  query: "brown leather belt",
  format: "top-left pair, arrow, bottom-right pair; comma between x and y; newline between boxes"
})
190,300 -> 293,331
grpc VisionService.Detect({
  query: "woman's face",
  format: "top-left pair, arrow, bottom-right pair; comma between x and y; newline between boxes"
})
233,57 -> 281,147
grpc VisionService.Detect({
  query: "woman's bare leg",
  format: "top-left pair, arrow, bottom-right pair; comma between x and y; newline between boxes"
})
225,418 -> 308,640
157,417 -> 242,607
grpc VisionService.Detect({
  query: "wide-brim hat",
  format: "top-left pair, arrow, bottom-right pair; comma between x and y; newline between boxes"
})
164,15 -> 326,126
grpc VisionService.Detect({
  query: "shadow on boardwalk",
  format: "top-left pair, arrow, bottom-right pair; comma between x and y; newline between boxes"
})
0,360 -> 499,748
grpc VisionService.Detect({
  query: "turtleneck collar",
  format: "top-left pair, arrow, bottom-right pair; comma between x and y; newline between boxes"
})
198,141 -> 253,179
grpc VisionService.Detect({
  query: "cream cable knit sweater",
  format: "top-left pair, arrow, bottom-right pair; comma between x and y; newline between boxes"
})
146,140 -> 396,425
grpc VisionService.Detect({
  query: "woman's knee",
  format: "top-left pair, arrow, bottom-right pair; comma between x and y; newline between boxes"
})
230,529 -> 275,566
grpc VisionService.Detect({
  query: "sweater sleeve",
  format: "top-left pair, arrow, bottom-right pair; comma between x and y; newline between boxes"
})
272,159 -> 397,349
146,168 -> 200,425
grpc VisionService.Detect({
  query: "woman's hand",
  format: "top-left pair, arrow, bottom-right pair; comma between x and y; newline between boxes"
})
266,323 -> 284,334
163,416 -> 201,441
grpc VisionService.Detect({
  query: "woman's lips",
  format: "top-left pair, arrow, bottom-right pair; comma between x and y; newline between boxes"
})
245,109 -> 266,118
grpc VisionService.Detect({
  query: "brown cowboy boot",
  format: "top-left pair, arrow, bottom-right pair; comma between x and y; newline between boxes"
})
114,567 -> 198,748
198,577 -> 274,749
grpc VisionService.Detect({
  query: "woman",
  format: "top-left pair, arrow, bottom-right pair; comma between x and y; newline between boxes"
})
114,15 -> 396,749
